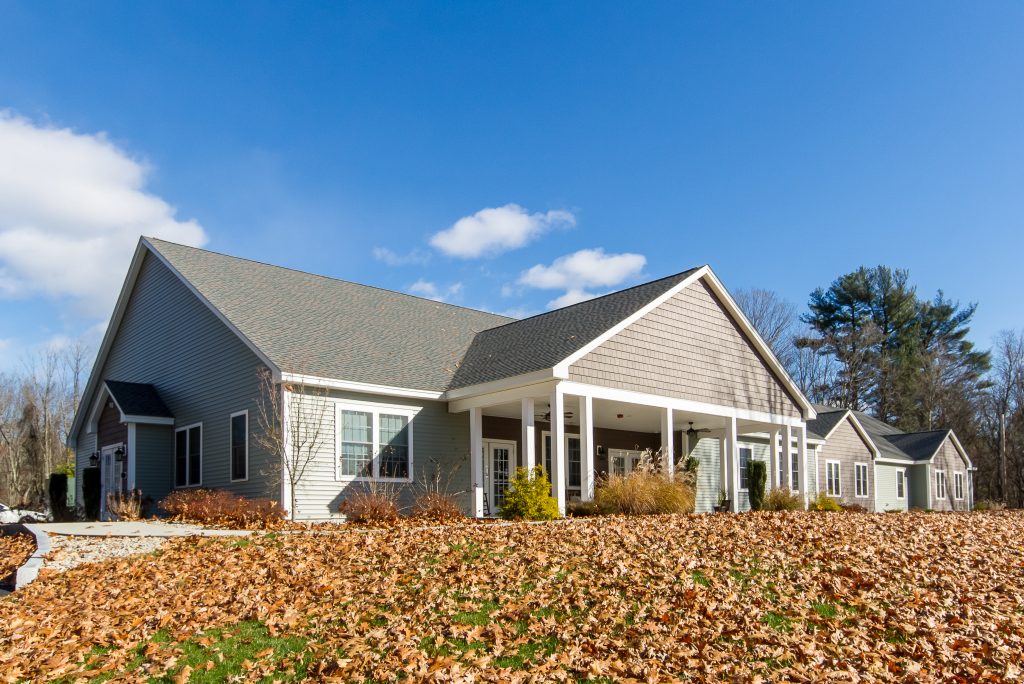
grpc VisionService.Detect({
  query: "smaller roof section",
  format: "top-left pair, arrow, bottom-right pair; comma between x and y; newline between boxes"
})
882,430 -> 950,462
104,381 -> 174,421
806,406 -> 849,440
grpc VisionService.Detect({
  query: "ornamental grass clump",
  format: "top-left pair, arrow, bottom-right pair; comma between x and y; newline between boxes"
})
500,466 -> 560,520
762,487 -> 804,511
340,482 -> 401,525
159,489 -> 286,528
594,449 -> 696,516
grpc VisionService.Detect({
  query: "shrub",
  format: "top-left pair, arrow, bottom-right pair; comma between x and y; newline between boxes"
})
339,483 -> 400,525
81,467 -> 101,520
501,466 -> 560,520
565,500 -> 601,517
809,491 -> 842,512
49,473 -> 69,521
107,488 -> 143,520
412,491 -> 465,523
748,460 -> 767,511
975,499 -> 1006,512
762,487 -> 804,511
594,470 -> 696,516
159,489 -> 286,528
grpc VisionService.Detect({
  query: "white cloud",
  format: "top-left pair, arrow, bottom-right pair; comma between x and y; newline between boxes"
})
372,246 -> 430,266
0,112 -> 207,316
408,279 -> 464,303
429,204 -> 575,259
517,248 -> 646,309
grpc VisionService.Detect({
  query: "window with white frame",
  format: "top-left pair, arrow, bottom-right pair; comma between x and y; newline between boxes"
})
336,403 -> 415,481
777,455 -> 785,488
935,469 -> 947,499
954,471 -> 964,500
854,462 -> 868,498
739,447 -> 751,490
790,451 -> 800,491
230,411 -> 248,481
174,423 -> 202,487
896,470 -> 905,499
826,461 -> 841,496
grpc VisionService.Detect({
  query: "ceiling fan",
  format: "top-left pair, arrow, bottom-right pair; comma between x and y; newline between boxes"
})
686,421 -> 712,441
536,405 -> 575,422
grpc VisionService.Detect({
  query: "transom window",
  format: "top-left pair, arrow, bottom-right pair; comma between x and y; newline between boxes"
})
826,461 -> 841,497
854,463 -> 868,498
739,447 -> 752,490
336,403 -> 415,481
935,469 -> 947,499
175,423 -> 202,488
954,472 -> 964,500
230,411 -> 248,481
896,470 -> 905,499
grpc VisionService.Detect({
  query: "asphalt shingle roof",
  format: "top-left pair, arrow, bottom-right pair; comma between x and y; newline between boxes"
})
805,407 -> 848,440
147,239 -> 513,392
882,430 -> 950,462
448,269 -> 702,389
105,380 -> 173,418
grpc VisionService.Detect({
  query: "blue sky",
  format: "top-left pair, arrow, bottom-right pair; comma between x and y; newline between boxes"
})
0,2 -> 1021,370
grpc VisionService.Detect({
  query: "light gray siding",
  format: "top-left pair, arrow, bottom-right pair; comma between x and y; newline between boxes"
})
689,437 -> 722,514
74,252 -> 277,509
908,464 -> 930,509
287,387 -> 471,520
135,424 -> 175,509
930,436 -> 970,511
817,416 -> 876,510
875,463 -> 910,512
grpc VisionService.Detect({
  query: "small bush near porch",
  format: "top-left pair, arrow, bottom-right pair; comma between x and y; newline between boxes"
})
594,449 -> 696,515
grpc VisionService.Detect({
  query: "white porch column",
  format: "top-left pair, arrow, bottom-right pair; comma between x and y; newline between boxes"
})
470,407 -> 484,518
726,415 -> 739,512
521,397 -> 536,472
782,423 -> 793,490
796,424 -> 808,506
550,385 -> 567,515
661,408 -> 675,480
580,394 -> 594,501
769,428 -> 780,490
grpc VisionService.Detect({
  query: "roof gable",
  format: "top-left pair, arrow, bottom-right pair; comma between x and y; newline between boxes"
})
883,430 -> 952,462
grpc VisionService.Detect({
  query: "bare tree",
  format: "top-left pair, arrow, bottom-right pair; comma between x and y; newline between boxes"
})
734,288 -> 798,367
788,327 -> 840,405
254,367 -> 332,520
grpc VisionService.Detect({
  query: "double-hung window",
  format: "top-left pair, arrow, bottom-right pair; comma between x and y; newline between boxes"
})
935,469 -> 947,499
175,423 -> 202,487
826,461 -> 841,497
790,451 -> 800,491
739,447 -> 752,490
954,472 -> 964,500
896,470 -> 905,499
337,403 -> 415,481
230,411 -> 248,481
854,462 -> 868,498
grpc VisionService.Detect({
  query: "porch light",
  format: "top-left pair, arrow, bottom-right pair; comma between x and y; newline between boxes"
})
89,452 -> 99,467
114,447 -> 126,462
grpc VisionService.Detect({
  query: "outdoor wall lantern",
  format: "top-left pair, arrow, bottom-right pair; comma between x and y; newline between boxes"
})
114,447 -> 126,462
89,452 -> 99,467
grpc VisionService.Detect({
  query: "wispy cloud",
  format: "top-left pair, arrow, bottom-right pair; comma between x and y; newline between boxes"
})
429,204 -> 575,259
0,112 -> 207,316
517,248 -> 646,308
408,279 -> 464,303
372,246 -> 431,266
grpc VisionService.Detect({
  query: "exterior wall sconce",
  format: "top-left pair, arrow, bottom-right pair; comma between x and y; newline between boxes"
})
89,452 -> 99,467
114,447 -> 126,462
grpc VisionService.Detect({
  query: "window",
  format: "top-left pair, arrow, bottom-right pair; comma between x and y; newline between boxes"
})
174,424 -> 202,487
790,451 -> 800,491
935,469 -> 947,499
896,470 -> 905,499
826,461 -> 841,497
854,463 -> 868,498
542,433 -> 583,486
230,411 -> 248,481
739,447 -> 752,490
954,472 -> 964,500
544,435 -> 552,477
567,438 -> 581,488
777,455 -> 785,488
336,403 -> 415,481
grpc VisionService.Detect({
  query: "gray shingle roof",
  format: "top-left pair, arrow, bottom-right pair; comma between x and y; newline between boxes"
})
105,380 -> 173,418
882,430 -> 950,462
147,238 -> 512,392
805,406 -> 848,440
449,269 -> 702,389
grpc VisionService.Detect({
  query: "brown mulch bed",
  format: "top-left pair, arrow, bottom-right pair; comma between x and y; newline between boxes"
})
0,533 -> 35,580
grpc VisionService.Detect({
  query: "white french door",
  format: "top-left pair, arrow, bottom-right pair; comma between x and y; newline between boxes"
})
100,443 -> 124,520
608,448 -> 643,476
484,440 -> 516,514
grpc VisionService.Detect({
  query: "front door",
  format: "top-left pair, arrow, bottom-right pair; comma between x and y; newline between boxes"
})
100,444 -> 124,520
485,440 -> 516,514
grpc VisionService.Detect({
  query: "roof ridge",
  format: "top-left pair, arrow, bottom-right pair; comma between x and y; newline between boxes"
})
472,266 -> 703,335
884,429 -> 950,438
144,236 -> 515,323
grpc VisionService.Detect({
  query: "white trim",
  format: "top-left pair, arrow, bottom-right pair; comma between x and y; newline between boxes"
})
737,445 -> 752,492
281,373 -> 442,400
445,368 -> 561,401
334,400 -> 417,483
484,439 -> 517,513
935,468 -> 947,501
925,464 -> 932,509
854,462 -> 869,498
470,407 -> 484,517
122,415 -> 175,425
895,468 -> 906,500
173,422 -> 203,488
876,457 -> 915,466
229,410 -> 249,483
281,387 -> 293,519
448,379 -> 559,414
550,266 -> 816,420
825,460 -> 841,497
922,430 -> 973,470
954,471 -> 964,501
819,411 -> 881,459
126,425 -> 137,490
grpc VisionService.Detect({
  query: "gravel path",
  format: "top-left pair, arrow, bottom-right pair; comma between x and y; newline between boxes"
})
43,535 -> 170,573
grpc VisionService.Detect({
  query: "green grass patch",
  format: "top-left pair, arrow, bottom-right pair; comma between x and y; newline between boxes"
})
762,611 -> 793,632
453,599 -> 500,626
811,601 -> 838,618
691,570 -> 711,587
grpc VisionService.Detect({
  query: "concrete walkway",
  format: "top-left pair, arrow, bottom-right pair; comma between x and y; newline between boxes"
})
36,521 -> 252,537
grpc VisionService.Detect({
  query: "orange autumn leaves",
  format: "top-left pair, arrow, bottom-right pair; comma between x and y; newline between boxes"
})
0,534 -> 34,580
2,512 -> 1024,682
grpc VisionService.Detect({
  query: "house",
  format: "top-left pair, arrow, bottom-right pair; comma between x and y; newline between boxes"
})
68,237 -> 972,519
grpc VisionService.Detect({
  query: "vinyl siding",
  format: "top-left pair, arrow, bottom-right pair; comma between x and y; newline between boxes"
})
74,252 -> 277,509
875,463 -> 909,512
568,279 -> 801,418
930,435 -> 970,511
817,417 -> 876,510
135,423 -> 175,508
735,440 -> 770,512
689,437 -> 722,514
287,387 -> 471,520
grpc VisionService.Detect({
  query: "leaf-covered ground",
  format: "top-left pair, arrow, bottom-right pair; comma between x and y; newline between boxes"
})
0,533 -> 34,580
2,512 -> 1024,682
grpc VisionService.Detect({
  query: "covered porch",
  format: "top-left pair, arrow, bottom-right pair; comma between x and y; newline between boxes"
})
450,380 -> 811,516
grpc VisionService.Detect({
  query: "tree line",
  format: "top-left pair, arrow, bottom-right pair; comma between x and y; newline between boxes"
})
736,265 -> 1020,506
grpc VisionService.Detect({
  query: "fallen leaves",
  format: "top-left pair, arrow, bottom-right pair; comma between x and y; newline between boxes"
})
1,512 -> 1024,682
0,533 -> 34,581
